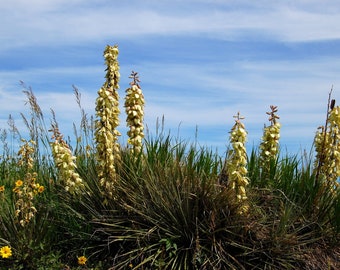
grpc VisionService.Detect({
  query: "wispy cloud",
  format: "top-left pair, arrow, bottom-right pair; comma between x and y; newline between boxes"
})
2,0 -> 340,52
1,0 -> 340,154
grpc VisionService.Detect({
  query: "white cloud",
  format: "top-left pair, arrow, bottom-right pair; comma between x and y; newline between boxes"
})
1,0 -> 340,52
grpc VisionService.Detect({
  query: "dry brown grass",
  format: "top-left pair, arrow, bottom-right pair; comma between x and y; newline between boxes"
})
300,243 -> 340,270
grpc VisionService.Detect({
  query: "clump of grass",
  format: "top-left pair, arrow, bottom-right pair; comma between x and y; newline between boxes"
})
85,135 -> 249,269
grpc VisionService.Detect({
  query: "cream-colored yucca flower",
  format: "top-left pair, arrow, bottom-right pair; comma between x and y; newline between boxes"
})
125,71 -> 145,155
259,105 -> 281,173
50,126 -> 84,194
314,103 -> 340,189
95,45 -> 121,194
17,139 -> 35,169
227,112 -> 249,214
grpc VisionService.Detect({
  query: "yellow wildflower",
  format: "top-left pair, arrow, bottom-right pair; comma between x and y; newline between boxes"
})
0,245 -> 12,258
15,180 -> 23,187
78,255 -> 87,265
0,185 -> 4,192
37,185 -> 45,193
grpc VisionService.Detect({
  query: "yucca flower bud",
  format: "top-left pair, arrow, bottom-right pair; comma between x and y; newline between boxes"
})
95,45 -> 121,195
50,126 -> 84,195
226,112 -> 249,214
125,71 -> 145,155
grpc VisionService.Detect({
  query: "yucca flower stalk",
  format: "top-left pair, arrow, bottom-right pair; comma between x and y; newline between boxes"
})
14,139 -> 43,227
95,45 -> 121,195
125,71 -> 145,155
226,112 -> 249,214
314,97 -> 340,189
259,105 -> 281,175
17,138 -> 35,170
50,125 -> 84,194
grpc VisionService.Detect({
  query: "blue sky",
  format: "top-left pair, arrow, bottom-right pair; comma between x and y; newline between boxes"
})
1,0 -> 340,155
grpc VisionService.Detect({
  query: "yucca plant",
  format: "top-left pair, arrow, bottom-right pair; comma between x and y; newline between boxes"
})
82,134 -> 252,269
